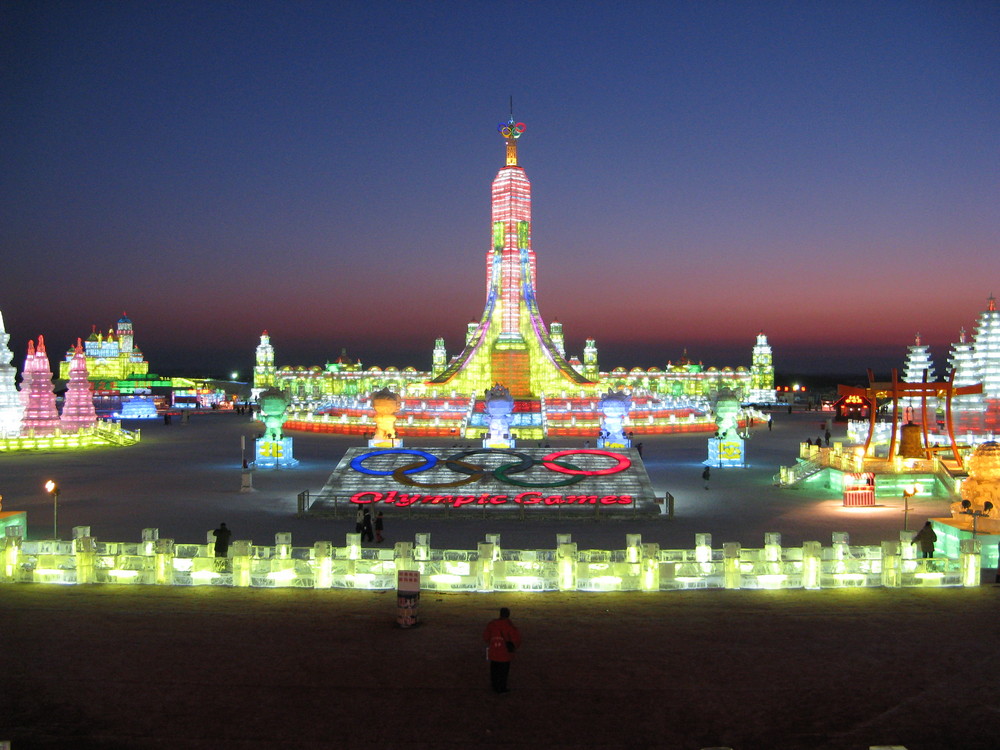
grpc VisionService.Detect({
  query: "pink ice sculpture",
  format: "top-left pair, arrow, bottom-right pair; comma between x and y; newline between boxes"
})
60,339 -> 97,433
21,336 -> 61,436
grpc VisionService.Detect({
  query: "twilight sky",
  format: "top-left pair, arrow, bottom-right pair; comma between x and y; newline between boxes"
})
1,1 -> 998,378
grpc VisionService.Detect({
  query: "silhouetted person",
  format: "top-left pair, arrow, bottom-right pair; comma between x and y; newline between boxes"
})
636,442 -> 644,458
483,607 -> 522,693
912,521 -> 937,559
702,466 -> 711,490
355,507 -> 364,534
213,523 -> 232,558
361,506 -> 374,542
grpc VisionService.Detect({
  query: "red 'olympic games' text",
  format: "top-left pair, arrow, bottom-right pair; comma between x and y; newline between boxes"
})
350,491 -> 633,507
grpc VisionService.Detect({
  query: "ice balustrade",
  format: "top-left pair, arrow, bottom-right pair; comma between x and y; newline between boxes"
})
0,419 -> 139,452
777,441 -> 950,488
0,527 -> 978,591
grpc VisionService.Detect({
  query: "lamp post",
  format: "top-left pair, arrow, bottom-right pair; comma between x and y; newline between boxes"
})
960,503 -> 992,537
44,480 -> 59,540
901,485 -> 917,532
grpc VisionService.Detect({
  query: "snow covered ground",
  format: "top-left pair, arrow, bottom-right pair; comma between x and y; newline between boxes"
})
0,409 -> 951,552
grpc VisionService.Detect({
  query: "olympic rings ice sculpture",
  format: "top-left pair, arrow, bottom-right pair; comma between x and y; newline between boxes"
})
350,448 -> 631,489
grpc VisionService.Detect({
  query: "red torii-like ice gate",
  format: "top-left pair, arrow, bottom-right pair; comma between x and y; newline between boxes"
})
838,368 -> 983,470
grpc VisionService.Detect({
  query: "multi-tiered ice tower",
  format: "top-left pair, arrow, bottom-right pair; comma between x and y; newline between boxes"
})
21,337 -> 60,436
902,333 -> 935,419
427,118 -> 596,398
950,295 -> 1000,432
60,340 -> 98,432
0,309 -> 24,436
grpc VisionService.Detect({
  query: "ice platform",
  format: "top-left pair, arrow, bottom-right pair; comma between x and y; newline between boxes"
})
303,446 -> 660,519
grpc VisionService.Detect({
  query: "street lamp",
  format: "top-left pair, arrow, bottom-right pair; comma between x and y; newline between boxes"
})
44,480 -> 59,540
901,484 -> 918,531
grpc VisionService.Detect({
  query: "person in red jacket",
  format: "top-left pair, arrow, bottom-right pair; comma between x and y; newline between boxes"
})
483,607 -> 522,693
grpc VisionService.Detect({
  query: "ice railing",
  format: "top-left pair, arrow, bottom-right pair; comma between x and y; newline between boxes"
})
0,528 -> 979,592
776,441 -> 946,486
0,419 -> 139,452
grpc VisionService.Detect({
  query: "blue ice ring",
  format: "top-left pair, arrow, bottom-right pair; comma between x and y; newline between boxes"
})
351,449 -> 439,476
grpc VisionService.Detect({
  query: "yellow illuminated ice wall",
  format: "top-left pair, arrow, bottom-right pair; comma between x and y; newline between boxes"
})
0,528 -> 976,592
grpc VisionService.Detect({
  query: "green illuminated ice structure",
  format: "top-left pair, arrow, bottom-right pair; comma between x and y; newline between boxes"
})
254,388 -> 298,468
706,388 -> 746,467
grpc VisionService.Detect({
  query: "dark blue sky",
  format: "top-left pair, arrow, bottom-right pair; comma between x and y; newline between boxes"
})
2,1 -> 998,378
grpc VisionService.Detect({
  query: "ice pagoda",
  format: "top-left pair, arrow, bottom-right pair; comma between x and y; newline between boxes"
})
902,333 -> 935,420
60,339 -> 98,433
21,336 -> 60,436
949,295 -> 1000,433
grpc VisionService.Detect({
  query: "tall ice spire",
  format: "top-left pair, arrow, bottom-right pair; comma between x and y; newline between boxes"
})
428,113 -> 595,397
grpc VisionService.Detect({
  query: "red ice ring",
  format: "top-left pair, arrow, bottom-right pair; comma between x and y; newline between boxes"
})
541,449 -> 631,476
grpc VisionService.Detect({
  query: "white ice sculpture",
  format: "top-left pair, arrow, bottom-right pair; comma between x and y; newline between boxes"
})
484,384 -> 515,447
598,389 -> 632,448
0,309 -> 24,436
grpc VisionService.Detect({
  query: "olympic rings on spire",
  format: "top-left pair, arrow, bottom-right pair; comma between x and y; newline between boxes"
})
497,119 -> 526,139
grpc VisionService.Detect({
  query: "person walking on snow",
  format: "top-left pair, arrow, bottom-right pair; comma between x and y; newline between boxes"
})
483,607 -> 522,693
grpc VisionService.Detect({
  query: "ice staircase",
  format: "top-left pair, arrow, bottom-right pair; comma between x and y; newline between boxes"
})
774,456 -> 825,487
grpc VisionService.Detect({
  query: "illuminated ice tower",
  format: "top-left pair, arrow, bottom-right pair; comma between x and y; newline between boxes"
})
428,117 -> 596,397
901,332 -> 935,419
21,336 -> 60,436
948,327 -> 980,410
947,295 -> 1000,431
748,332 -> 775,403
903,333 -> 935,384
60,340 -> 98,433
0,309 -> 24,436
253,330 -> 276,394
971,295 -> 1000,403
